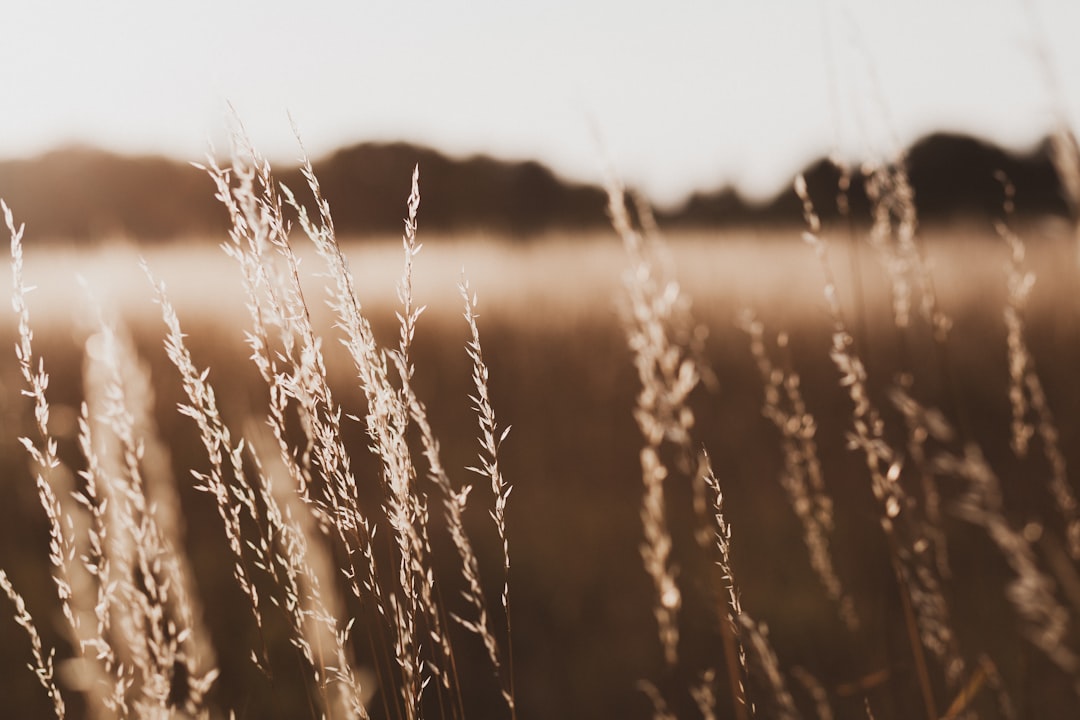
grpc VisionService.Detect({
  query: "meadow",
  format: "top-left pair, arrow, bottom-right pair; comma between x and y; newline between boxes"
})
1,144 -> 1080,720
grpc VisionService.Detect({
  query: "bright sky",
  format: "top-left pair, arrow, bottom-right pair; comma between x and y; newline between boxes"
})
2,0 -> 1078,207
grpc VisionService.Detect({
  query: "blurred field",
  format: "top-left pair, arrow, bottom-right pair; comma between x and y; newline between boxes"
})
2,220 -> 1080,719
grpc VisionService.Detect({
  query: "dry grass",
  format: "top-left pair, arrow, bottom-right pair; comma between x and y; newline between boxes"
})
605,151 -> 1080,720
2,132 -> 1080,720
1,129 -> 520,719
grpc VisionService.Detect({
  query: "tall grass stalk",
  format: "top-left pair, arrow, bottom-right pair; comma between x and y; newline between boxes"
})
287,147 -> 439,718
791,666 -> 834,720
205,134 -> 415,712
994,175 -> 1080,559
702,458 -> 749,720
8,199 -> 222,718
738,311 -> 857,632
938,444 -> 1080,697
705,452 -> 799,719
72,399 -> 132,718
7,198 -> 76,719
796,175 -> 963,712
864,153 -> 958,580
250,428 -> 368,720
608,178 -> 812,719
690,668 -> 718,720
461,275 -> 517,717
184,127 -> 518,719
391,239 -> 513,716
606,181 -> 697,668
198,136 -> 390,713
148,268 -> 272,666
638,680 -> 677,720
0,567 -> 65,718
152,262 -> 371,716
81,317 -> 218,714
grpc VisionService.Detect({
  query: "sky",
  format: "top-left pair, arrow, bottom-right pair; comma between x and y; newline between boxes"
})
2,0 -> 1079,207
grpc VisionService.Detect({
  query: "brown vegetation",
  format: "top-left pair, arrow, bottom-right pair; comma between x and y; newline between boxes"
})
1,129 -> 1080,720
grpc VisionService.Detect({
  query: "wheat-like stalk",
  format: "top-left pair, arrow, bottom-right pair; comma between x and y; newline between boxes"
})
247,428 -> 369,720
797,177 -> 906,525
702,455 -> 750,718
203,133 -> 400,714
0,568 -> 65,718
939,445 -> 1080,697
890,382 -> 953,580
797,176 -> 965,703
9,197 -> 225,718
203,126 -> 523,718
458,272 -> 517,715
6,199 -> 77,719
151,204 -> 373,717
81,318 -> 218,714
738,311 -> 857,632
285,152 -> 433,717
863,158 -> 958,578
690,668 -> 718,720
607,180 -> 698,668
382,174 -> 515,715
637,680 -> 677,720
862,158 -> 950,341
994,175 -> 1080,559
203,146 -> 392,699
739,614 -> 800,720
148,269 -> 272,671
206,135 -> 384,606
73,400 -> 133,718
790,666 -> 833,720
